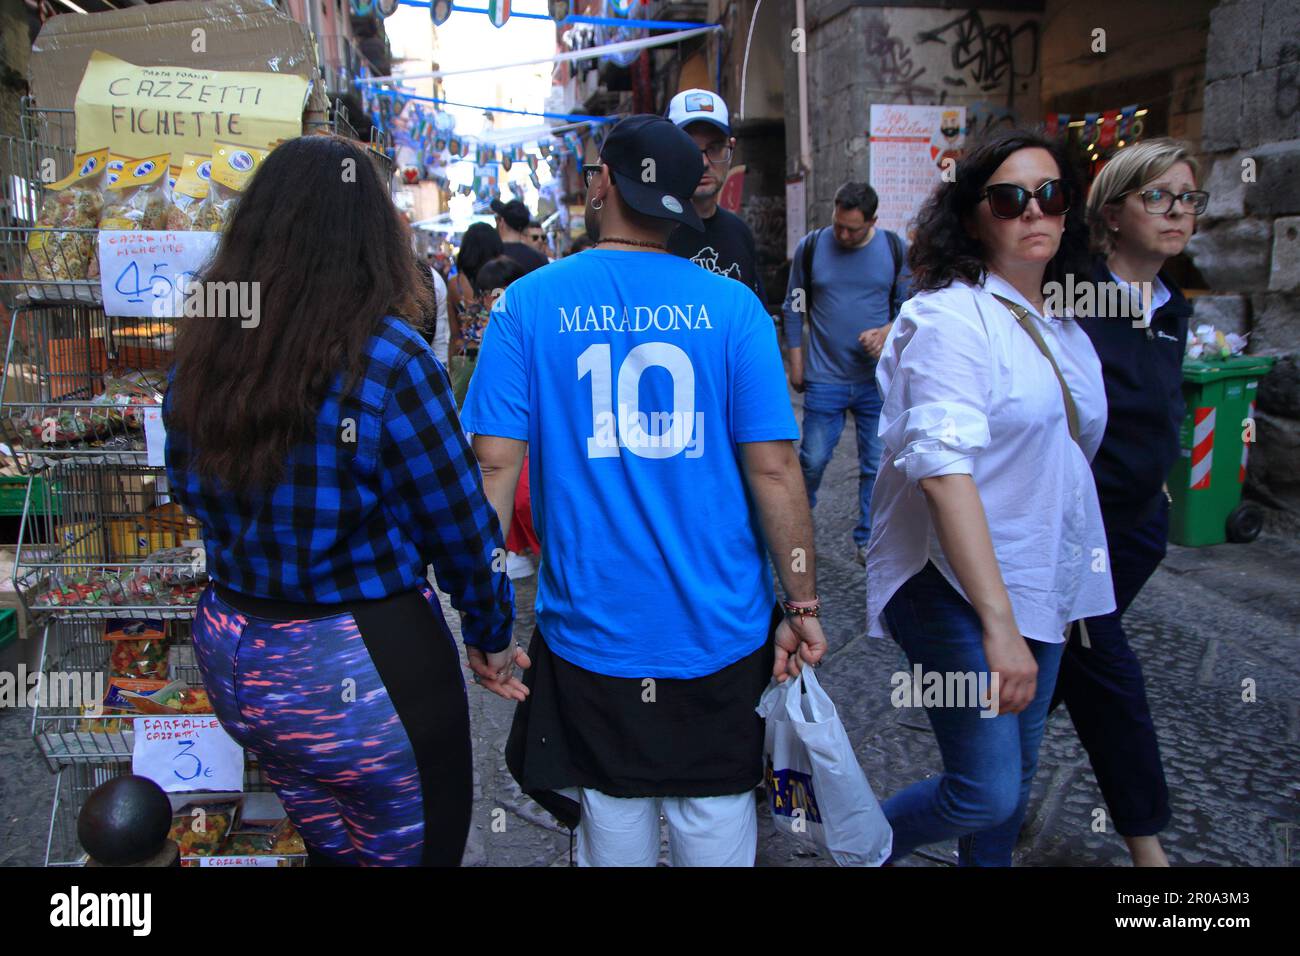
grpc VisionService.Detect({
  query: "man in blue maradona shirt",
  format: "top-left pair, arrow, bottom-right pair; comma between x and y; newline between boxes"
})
461,115 -> 827,867
783,182 -> 912,565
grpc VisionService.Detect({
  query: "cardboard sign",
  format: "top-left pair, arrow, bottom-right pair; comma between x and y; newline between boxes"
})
132,715 -> 244,793
98,229 -> 220,318
75,51 -> 308,167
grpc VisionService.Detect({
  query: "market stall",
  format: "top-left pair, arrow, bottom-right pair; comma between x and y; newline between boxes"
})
0,0 -> 391,868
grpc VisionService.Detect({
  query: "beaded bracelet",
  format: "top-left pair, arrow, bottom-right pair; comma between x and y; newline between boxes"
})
782,596 -> 821,618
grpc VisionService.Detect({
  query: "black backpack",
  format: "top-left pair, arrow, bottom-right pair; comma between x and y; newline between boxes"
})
800,226 -> 905,317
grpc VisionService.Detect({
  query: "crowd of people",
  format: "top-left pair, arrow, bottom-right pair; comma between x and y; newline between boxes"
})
161,87 -> 1207,867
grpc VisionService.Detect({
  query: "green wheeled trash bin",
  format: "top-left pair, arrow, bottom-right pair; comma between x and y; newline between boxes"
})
1167,355 -> 1276,546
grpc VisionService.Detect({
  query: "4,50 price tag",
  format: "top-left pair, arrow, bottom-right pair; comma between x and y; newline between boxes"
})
97,230 -> 220,318
132,715 -> 244,793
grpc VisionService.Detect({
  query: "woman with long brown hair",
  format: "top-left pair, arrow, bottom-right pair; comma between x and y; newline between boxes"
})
163,135 -> 524,866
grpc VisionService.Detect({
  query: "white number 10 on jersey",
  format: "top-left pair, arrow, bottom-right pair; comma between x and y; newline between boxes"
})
578,342 -> 702,459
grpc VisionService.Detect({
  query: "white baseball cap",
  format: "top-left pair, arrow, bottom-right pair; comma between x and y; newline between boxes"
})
667,89 -> 731,136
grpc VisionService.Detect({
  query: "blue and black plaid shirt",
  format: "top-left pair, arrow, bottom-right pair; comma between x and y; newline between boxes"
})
164,316 -> 514,651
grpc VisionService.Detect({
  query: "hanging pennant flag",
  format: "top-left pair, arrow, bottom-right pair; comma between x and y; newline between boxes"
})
1055,113 -> 1071,143
476,143 -> 496,166
486,0 -> 511,27
548,0 -> 570,22
431,0 -> 453,26
526,151 -> 539,172
448,136 -> 463,158
378,0 -> 401,16
434,135 -> 448,153
1118,104 -> 1137,142
1083,112 -> 1100,147
530,170 -> 541,189
608,0 -> 635,15
1098,109 -> 1119,149
501,148 -> 513,172
1044,113 -> 1059,138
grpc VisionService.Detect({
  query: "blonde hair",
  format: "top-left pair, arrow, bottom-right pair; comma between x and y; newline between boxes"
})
1086,138 -> 1200,253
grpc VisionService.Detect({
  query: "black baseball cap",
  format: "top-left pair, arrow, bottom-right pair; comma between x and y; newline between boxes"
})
490,198 -> 531,232
599,114 -> 704,232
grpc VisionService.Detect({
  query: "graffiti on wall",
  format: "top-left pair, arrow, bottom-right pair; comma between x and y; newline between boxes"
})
861,10 -> 1040,108
916,10 -> 1039,95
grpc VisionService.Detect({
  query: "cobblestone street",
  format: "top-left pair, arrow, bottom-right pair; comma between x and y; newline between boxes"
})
3,394 -> 1297,867
452,394 -> 1300,868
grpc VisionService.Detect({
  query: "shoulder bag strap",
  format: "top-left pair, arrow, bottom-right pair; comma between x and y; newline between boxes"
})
991,293 -> 1082,447
991,291 -> 1092,649
800,227 -> 822,316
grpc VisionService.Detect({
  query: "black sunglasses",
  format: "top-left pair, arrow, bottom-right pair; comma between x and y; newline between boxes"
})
583,163 -> 603,188
980,179 -> 1070,219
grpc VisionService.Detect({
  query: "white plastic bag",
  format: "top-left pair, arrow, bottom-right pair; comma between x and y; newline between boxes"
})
756,667 -> 892,866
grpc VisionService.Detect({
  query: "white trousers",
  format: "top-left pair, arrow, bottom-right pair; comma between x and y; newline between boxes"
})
575,788 -> 757,867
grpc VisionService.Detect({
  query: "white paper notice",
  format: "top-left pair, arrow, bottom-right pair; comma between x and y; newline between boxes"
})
868,105 -> 966,237
97,230 -> 220,318
132,715 -> 244,793
144,406 -> 166,467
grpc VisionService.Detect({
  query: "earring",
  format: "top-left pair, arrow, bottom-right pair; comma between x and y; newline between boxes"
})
591,197 -> 603,210
1110,226 -> 1119,233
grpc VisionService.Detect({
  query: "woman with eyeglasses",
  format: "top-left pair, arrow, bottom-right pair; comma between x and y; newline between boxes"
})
865,129 -> 1115,866
1045,139 -> 1206,867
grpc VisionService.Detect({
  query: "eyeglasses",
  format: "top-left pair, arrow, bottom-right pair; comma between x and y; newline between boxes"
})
582,163 -> 602,188
980,179 -> 1070,219
700,143 -> 733,164
1123,188 -> 1210,215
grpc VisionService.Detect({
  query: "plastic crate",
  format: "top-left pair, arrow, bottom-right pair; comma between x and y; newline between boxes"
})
0,473 -> 61,517
0,607 -> 15,651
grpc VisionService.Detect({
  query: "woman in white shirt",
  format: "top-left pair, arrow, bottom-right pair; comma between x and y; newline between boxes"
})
866,129 -> 1116,866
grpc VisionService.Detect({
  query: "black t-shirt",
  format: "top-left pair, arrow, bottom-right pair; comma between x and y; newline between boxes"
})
502,241 -> 549,275
668,207 -> 765,302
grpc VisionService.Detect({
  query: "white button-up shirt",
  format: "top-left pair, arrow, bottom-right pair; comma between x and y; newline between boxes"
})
866,273 -> 1116,644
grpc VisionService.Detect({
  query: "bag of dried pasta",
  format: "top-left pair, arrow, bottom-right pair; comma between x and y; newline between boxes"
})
165,153 -> 210,231
24,147 -> 109,283
100,154 -> 171,231
87,154 -> 130,280
193,142 -> 268,232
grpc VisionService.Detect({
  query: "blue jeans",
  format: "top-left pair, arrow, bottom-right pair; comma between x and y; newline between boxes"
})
798,379 -> 883,547
882,563 -> 1066,866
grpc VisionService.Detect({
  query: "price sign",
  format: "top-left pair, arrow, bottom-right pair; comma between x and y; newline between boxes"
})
97,230 -> 220,318
198,856 -> 280,868
132,715 -> 244,793
144,406 -> 166,467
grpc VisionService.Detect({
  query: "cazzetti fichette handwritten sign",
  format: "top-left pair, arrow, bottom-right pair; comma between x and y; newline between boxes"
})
74,51 -> 309,166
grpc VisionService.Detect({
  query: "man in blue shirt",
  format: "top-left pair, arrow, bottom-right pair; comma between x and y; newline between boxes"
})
462,115 -> 827,867
783,182 -> 911,564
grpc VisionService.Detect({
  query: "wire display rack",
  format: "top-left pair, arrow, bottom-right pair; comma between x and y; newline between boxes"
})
46,761 -> 308,867
13,462 -> 204,618
1,304 -> 171,469
31,616 -> 201,768
4,91 -> 387,866
0,134 -> 101,309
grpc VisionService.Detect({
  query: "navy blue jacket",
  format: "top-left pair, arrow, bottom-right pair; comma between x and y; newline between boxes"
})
1076,257 -> 1192,532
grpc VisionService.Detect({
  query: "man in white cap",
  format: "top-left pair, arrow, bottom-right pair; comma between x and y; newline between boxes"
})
665,89 -> 767,303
